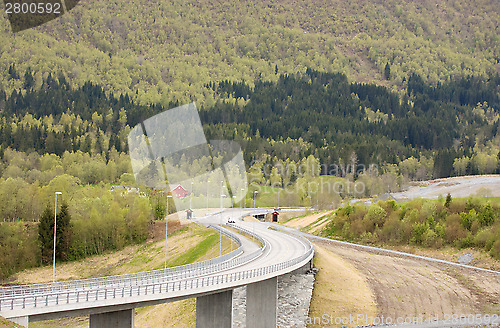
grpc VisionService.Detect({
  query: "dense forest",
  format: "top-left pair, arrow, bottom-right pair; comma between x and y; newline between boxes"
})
203,70 -> 500,179
0,0 -> 498,105
1,67 -> 499,181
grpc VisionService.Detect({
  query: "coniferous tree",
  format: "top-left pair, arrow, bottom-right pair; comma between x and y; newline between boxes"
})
23,67 -> 35,90
37,202 -> 72,263
38,204 -> 54,264
56,203 -> 72,261
444,193 -> 452,208
384,63 -> 391,80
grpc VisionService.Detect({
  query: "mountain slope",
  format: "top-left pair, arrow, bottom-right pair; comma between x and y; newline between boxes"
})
0,0 -> 498,105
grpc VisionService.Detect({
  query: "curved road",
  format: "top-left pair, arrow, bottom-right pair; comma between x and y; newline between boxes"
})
0,208 -> 313,326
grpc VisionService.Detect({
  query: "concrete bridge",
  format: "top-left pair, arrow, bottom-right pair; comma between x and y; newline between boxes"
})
0,208 -> 313,327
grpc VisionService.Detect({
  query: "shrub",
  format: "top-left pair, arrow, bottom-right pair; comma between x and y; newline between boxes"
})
460,209 -> 477,231
489,239 -> 500,260
459,233 -> 474,248
478,203 -> 495,226
363,205 -> 387,233
422,229 -> 440,248
473,228 -> 494,249
420,201 -> 437,222
379,199 -> 397,212
445,213 -> 468,244
411,222 -> 428,245
447,198 -> 467,214
379,212 -> 404,243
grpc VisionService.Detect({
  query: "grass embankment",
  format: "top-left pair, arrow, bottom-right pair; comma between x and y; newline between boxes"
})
8,223 -> 232,328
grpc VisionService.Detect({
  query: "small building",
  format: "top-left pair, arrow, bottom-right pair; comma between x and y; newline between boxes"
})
272,210 -> 279,222
186,209 -> 193,220
171,184 -> 189,198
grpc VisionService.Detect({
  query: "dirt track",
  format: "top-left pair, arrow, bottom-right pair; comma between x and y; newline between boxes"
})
313,239 -> 500,326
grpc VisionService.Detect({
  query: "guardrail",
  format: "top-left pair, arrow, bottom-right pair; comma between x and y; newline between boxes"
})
0,225 -> 244,299
0,240 -> 311,313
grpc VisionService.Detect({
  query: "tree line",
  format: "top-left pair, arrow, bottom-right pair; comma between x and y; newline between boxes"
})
323,195 -> 500,260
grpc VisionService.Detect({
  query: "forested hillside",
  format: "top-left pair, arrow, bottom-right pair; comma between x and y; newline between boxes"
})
1,67 -> 499,184
0,66 -> 499,279
0,0 -> 498,105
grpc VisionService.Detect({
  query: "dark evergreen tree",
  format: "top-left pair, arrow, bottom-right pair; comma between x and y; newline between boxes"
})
38,204 -> 54,264
56,203 -> 72,261
8,64 -> 19,80
384,63 -> 391,80
444,193 -> 452,208
23,67 -> 35,90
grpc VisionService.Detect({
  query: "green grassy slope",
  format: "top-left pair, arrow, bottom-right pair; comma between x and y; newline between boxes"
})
0,0 -> 498,105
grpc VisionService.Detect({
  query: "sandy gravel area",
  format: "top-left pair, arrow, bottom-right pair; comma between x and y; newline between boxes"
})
393,175 -> 500,200
313,239 -> 500,326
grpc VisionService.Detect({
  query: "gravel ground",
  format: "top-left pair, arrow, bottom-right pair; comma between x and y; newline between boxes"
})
232,269 -> 316,327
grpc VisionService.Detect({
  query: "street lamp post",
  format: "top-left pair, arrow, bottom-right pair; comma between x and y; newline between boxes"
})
252,191 -> 258,242
241,188 -> 244,209
220,181 -> 224,257
189,181 -> 193,211
206,180 -> 210,215
278,189 -> 280,209
240,188 -> 244,221
164,194 -> 173,270
52,191 -> 62,284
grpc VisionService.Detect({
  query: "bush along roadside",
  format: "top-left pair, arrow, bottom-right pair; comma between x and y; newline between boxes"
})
321,195 -> 500,260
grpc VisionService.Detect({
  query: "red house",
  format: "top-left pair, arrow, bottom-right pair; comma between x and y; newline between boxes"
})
272,210 -> 279,222
170,184 -> 189,198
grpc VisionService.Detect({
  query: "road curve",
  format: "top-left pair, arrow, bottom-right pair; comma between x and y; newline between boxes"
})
0,208 -> 313,324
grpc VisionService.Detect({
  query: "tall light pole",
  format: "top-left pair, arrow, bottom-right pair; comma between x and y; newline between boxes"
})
220,181 -> 224,209
52,191 -> 62,284
240,188 -> 244,219
206,180 -> 210,215
231,196 -> 236,251
277,189 -> 280,209
241,188 -> 244,209
252,191 -> 258,242
164,194 -> 172,270
220,181 -> 224,257
190,181 -> 193,210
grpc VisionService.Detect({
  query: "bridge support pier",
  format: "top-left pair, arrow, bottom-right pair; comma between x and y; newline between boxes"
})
196,290 -> 233,328
89,309 -> 134,328
246,277 -> 277,328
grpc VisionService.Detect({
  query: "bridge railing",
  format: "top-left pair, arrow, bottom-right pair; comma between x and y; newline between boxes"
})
0,234 -> 311,313
0,224 -> 247,299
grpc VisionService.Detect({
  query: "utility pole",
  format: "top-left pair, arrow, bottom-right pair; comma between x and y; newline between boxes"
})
52,192 -> 62,284
164,194 -> 172,270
